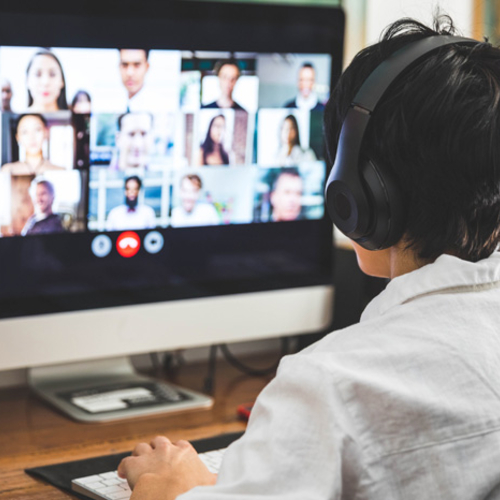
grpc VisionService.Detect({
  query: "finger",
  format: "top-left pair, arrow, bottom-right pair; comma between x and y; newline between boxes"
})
173,439 -> 193,450
150,435 -> 171,449
132,442 -> 153,456
117,456 -> 133,478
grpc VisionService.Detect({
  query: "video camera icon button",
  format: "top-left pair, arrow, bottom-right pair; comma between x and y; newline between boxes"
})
116,231 -> 141,258
144,231 -> 164,254
91,234 -> 112,258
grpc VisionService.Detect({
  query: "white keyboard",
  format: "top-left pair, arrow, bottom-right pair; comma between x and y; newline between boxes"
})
71,448 -> 227,500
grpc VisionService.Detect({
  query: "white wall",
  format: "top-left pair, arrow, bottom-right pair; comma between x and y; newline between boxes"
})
365,0 -> 475,43
343,0 -> 477,69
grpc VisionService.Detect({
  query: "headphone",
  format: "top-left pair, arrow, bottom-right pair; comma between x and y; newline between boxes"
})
325,35 -> 477,250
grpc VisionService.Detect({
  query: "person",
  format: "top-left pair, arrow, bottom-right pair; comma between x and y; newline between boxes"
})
25,50 -> 68,112
117,17 -> 500,499
71,90 -> 91,114
284,62 -> 325,111
269,168 -> 303,221
1,77 -> 13,112
202,59 -> 245,111
197,114 -> 230,166
274,114 -> 316,166
1,114 -> 64,175
113,112 -> 154,171
118,49 -> 151,112
106,175 -> 156,231
171,174 -> 219,227
21,178 -> 64,235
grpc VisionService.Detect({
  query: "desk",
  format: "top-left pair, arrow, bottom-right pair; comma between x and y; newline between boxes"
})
0,355 -> 276,499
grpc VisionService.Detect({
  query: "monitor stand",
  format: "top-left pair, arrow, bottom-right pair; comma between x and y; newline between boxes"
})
28,357 -> 213,422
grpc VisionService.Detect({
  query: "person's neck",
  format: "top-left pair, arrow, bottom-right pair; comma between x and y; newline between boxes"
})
389,244 -> 429,279
128,87 -> 142,99
216,95 -> 234,108
25,154 -> 44,168
30,102 -> 59,112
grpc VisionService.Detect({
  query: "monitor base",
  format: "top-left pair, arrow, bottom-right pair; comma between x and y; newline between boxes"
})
28,357 -> 213,423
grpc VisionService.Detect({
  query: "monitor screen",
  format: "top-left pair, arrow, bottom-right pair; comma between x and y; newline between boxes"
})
0,1 -> 344,371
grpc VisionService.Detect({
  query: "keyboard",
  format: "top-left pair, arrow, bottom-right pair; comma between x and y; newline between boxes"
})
71,448 -> 227,500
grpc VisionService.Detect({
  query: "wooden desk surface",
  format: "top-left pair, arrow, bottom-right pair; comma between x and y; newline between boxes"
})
0,355 -> 276,499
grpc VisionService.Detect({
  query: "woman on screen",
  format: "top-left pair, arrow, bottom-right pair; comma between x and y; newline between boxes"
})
275,114 -> 316,166
1,114 -> 64,175
198,114 -> 230,166
26,50 -> 68,112
71,90 -> 91,114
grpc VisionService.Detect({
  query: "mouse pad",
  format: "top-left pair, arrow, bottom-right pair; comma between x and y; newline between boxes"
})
25,431 -> 244,499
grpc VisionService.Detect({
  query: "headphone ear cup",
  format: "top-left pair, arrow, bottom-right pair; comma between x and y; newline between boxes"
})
357,158 -> 406,250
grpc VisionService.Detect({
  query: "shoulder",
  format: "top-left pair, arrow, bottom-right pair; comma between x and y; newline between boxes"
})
201,101 -> 219,109
2,161 -> 26,174
232,101 -> 246,111
108,205 -> 125,217
42,162 -> 65,172
284,98 -> 297,108
140,204 -> 155,215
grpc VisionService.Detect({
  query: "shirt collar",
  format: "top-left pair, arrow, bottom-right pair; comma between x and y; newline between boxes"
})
296,92 -> 318,110
361,252 -> 500,321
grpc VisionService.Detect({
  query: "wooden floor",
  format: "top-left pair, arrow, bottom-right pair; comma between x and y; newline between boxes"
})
0,354 -> 276,499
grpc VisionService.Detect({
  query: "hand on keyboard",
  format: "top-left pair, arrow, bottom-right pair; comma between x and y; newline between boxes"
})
117,436 -> 217,500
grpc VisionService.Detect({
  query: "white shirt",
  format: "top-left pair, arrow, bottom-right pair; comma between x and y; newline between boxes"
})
106,204 -> 156,231
275,144 -> 317,166
181,252 -> 500,499
171,204 -> 219,228
296,92 -> 319,111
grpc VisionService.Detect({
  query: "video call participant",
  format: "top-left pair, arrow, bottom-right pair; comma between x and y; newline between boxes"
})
71,90 -> 91,114
1,78 -> 13,112
106,175 -> 156,231
202,59 -> 245,111
270,168 -> 303,222
284,62 -> 325,112
275,114 -> 316,166
118,49 -> 150,112
198,114 -> 230,166
171,174 -> 219,227
1,114 -> 64,175
25,50 -> 68,112
117,18 -> 500,499
21,178 -> 64,235
113,112 -> 154,171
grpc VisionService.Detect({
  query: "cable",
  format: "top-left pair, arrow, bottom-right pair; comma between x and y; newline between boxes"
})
219,337 -> 290,377
203,344 -> 218,394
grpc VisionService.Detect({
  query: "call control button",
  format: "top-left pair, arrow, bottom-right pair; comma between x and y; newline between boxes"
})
116,231 -> 141,258
91,234 -> 112,258
144,231 -> 164,254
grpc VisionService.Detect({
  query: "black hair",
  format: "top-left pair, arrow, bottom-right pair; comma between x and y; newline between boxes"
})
301,62 -> 315,70
117,112 -> 153,131
26,50 -> 68,110
71,90 -> 91,108
271,167 -> 301,192
281,114 -> 301,149
214,59 -> 240,76
125,175 -> 142,190
16,113 -> 48,133
118,48 -> 150,60
324,16 -> 500,262
201,114 -> 229,165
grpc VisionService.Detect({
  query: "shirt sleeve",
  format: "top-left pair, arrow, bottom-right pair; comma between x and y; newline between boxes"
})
178,354 -> 361,500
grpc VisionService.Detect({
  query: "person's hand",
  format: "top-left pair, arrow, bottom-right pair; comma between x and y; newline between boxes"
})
118,436 -> 217,500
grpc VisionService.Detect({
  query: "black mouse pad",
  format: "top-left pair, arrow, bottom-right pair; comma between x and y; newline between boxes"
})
25,431 -> 244,499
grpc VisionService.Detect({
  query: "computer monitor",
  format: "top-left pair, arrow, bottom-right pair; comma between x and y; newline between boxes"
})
0,1 -> 344,421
